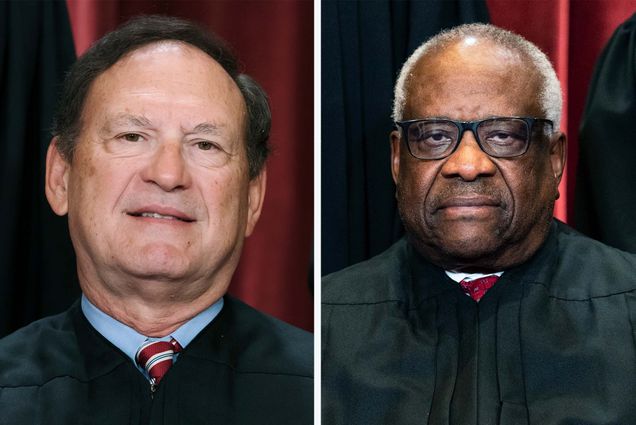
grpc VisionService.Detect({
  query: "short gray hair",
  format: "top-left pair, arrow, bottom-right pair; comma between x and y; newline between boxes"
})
392,23 -> 562,129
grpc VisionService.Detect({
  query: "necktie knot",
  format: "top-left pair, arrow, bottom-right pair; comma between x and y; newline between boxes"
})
135,338 -> 182,385
459,275 -> 499,302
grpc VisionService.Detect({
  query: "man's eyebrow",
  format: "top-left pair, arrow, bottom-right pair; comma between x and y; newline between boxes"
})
190,122 -> 225,135
108,113 -> 153,127
98,114 -> 152,136
101,116 -> 227,136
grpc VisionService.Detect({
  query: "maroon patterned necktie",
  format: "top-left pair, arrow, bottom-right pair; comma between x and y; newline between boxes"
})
135,338 -> 182,386
459,275 -> 500,302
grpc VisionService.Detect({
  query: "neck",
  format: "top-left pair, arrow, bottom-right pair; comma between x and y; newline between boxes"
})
79,270 -> 228,337
82,287 -> 224,337
410,219 -> 553,273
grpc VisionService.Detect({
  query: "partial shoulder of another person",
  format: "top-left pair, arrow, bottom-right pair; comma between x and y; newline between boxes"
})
551,221 -> 636,298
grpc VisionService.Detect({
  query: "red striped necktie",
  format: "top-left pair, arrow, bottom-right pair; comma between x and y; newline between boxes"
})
135,338 -> 182,386
459,275 -> 500,302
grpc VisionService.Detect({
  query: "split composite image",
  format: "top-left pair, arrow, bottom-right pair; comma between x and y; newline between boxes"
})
0,1 -> 635,424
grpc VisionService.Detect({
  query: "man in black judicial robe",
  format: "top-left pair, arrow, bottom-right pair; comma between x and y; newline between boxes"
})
322,23 -> 636,425
0,16 -> 312,424
0,297 -> 311,424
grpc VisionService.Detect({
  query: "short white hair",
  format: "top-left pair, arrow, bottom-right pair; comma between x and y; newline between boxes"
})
392,23 -> 562,129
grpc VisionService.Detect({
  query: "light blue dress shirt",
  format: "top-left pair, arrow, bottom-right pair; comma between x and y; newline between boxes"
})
81,294 -> 223,380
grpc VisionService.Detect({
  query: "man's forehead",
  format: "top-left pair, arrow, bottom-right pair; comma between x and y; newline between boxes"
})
411,38 -> 526,81
77,39 -> 248,144
112,40 -> 229,78
103,113 -> 229,133
403,39 -> 541,115
85,40 -> 245,111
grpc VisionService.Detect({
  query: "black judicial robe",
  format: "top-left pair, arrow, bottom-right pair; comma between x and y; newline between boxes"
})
0,296 -> 313,424
322,221 -> 636,425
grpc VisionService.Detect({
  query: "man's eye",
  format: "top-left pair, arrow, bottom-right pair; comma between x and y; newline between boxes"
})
122,133 -> 141,142
428,132 -> 450,142
486,132 -> 521,144
420,131 -> 452,145
196,141 -> 217,151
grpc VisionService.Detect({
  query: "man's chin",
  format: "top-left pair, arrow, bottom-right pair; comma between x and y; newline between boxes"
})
432,215 -> 503,242
436,238 -> 502,261
114,245 -> 193,281
409,226 -> 510,271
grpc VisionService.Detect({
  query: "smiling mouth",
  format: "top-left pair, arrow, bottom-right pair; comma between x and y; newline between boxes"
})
127,212 -> 195,223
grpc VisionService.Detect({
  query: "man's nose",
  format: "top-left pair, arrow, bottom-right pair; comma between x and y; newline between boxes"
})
141,140 -> 192,191
440,131 -> 497,181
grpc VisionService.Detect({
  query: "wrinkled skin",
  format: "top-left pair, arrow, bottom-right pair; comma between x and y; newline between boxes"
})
391,38 -> 566,272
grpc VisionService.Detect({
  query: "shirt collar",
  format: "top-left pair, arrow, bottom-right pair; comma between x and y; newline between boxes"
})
81,294 -> 223,365
445,270 -> 504,283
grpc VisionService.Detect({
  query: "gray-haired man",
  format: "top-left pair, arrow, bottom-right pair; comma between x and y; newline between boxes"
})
323,23 -> 636,425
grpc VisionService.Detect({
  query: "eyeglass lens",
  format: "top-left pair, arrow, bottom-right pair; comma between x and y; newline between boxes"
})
406,118 -> 530,159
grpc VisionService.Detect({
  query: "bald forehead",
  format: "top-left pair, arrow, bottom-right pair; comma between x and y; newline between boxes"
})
403,38 -> 542,119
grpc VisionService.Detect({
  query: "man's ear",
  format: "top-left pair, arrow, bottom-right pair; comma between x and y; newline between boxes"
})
549,131 -> 567,199
390,130 -> 402,186
45,137 -> 70,216
244,167 -> 267,237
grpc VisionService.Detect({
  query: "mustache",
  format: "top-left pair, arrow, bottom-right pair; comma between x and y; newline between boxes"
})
427,181 -> 508,211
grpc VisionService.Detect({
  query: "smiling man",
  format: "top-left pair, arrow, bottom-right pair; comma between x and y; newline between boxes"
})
0,16 -> 312,424
322,24 -> 636,425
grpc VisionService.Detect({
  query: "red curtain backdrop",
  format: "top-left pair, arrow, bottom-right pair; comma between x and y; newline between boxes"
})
487,0 -> 636,223
65,0 -> 314,331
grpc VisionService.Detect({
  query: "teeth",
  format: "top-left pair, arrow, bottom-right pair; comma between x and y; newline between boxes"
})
140,212 -> 176,220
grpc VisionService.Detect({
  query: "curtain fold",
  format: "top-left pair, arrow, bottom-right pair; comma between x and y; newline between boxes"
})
0,0 -> 78,337
575,13 -> 636,253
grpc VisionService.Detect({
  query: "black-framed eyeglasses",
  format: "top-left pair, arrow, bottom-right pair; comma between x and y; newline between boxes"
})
395,116 -> 553,160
